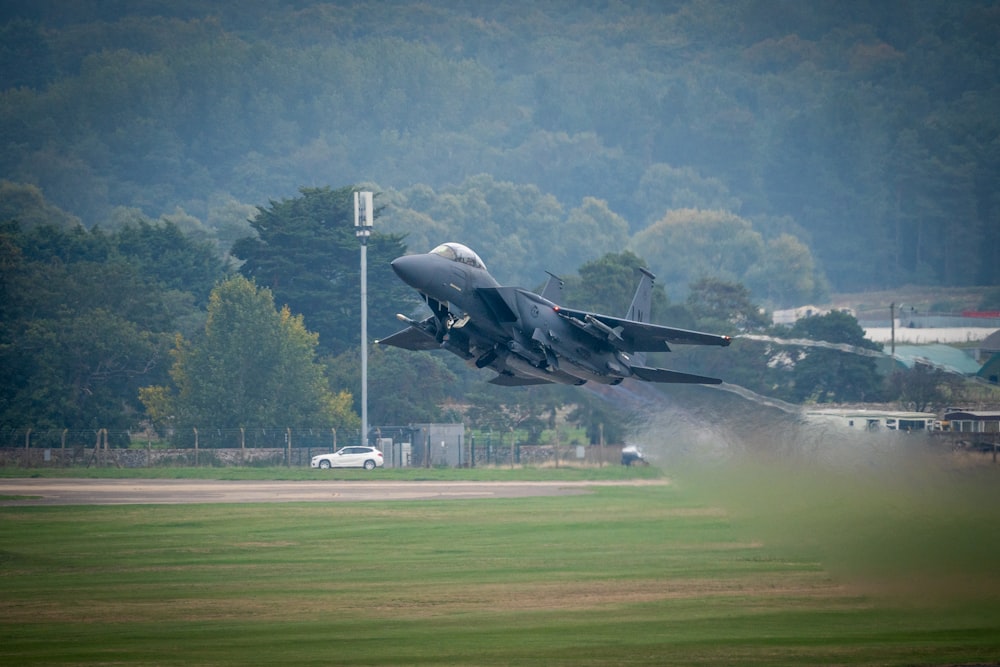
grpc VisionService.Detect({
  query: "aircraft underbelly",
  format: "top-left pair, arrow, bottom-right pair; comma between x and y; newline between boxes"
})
533,324 -> 626,382
558,353 -> 627,385
496,353 -> 585,386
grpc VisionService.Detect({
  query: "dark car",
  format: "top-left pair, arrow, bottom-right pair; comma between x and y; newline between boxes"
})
621,445 -> 645,466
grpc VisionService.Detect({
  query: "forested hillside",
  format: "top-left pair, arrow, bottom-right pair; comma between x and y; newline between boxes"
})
1,0 -> 997,297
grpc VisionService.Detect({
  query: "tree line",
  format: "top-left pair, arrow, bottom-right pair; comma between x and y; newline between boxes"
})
1,0 -> 997,298
3,184 -> 989,449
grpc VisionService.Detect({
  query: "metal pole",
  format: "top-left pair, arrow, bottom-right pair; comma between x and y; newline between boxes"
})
360,239 -> 368,446
355,192 -> 373,447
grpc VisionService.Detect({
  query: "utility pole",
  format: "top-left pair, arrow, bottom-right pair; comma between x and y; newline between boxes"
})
355,191 -> 373,447
890,301 -> 896,357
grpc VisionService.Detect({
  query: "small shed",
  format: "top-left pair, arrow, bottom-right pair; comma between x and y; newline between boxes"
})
805,409 -> 937,432
370,423 -> 465,467
943,410 -> 1000,434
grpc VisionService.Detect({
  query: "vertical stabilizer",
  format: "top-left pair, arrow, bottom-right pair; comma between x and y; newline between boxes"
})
626,268 -> 656,323
626,268 -> 656,367
540,271 -> 564,302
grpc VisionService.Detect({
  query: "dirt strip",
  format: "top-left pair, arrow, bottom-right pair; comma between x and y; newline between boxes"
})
0,478 -> 666,506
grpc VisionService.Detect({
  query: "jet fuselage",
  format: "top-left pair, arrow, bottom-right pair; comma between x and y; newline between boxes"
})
380,243 -> 730,387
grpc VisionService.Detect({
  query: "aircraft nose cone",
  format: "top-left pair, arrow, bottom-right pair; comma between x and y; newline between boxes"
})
390,255 -> 429,290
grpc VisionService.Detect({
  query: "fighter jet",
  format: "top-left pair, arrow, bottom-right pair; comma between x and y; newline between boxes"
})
376,242 -> 731,386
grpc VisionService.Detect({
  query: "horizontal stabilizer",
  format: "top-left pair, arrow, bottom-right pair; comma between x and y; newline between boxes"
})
631,366 -> 723,384
375,325 -> 439,351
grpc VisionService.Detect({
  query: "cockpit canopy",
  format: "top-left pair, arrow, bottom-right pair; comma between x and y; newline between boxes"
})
429,242 -> 488,271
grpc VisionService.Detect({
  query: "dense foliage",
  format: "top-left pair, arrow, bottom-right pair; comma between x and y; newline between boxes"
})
2,2 -> 997,442
0,220 -> 226,434
232,186 -> 411,356
0,191 -> 984,444
1,0 -> 997,297
139,276 -> 359,438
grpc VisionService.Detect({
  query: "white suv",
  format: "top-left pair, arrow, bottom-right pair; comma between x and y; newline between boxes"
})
311,446 -> 384,470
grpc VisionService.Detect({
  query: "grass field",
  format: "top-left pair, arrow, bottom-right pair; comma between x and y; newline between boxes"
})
2,462 -> 999,666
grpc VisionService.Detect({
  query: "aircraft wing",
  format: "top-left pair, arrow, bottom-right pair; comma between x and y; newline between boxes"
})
556,307 -> 731,352
375,322 -> 440,351
474,286 -> 520,323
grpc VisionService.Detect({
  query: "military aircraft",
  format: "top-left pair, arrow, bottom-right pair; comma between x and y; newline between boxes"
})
376,242 -> 731,386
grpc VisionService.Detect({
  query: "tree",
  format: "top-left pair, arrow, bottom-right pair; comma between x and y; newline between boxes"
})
634,163 -> 741,228
563,250 -> 671,318
749,233 -> 828,307
140,276 -> 358,435
111,217 -> 229,305
325,345 -> 457,426
0,181 -> 82,230
559,197 -> 631,271
232,186 -> 411,356
669,277 -> 772,393
0,224 -> 178,432
686,277 -> 769,334
3,310 -> 170,432
784,311 -> 885,403
462,383 -> 557,445
380,175 -> 566,282
565,390 -> 628,445
628,209 -> 765,300
887,362 -> 963,413
628,208 -> 826,306
3,1 -> 999,300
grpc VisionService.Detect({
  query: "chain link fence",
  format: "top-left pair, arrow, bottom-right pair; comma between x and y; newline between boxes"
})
1,427 -> 358,451
1,427 -> 625,468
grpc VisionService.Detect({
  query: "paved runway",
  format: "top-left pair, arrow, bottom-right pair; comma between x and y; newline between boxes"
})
0,478 -> 658,506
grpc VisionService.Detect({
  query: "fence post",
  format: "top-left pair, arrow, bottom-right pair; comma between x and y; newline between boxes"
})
286,427 -> 292,467
599,423 -> 605,468
91,430 -> 100,467
193,427 -> 199,466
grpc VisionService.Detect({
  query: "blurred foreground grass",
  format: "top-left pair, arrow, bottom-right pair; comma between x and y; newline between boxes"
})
675,450 -> 1000,608
2,464 -> 999,665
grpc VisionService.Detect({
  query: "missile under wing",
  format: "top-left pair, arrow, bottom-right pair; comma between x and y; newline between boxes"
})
377,242 -> 731,386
